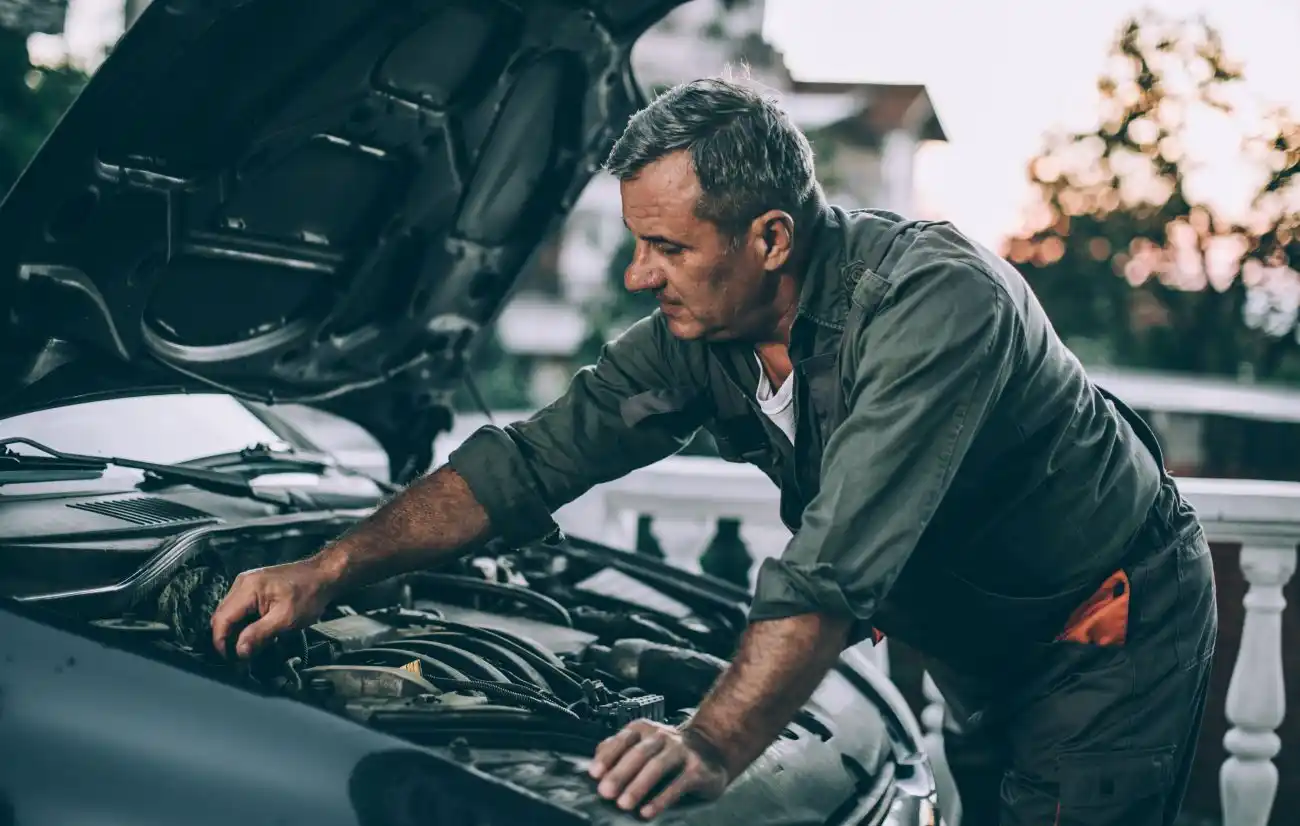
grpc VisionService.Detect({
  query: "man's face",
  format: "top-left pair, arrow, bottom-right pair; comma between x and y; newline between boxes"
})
619,151 -> 790,341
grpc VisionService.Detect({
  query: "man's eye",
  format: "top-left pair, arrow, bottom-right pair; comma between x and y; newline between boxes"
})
655,242 -> 684,256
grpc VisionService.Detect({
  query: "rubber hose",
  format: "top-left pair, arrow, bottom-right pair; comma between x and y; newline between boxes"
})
407,573 -> 573,628
395,632 -> 552,693
411,621 -> 585,701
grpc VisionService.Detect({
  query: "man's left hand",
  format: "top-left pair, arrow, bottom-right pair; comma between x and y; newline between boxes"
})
589,720 -> 730,819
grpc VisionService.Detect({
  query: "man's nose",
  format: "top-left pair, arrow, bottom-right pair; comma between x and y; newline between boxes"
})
624,259 -> 665,294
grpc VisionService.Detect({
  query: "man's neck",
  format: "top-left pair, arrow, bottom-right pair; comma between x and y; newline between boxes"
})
756,277 -> 799,382
761,206 -> 822,346
746,265 -> 800,389
750,200 -> 825,349
755,341 -> 793,387
766,274 -> 801,346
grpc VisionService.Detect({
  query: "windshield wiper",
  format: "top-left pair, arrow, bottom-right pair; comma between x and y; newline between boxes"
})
0,437 -> 303,510
0,448 -> 107,484
182,442 -> 401,494
188,442 -> 333,471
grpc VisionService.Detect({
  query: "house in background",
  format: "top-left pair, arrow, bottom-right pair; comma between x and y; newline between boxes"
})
788,80 -> 946,215
475,0 -> 949,407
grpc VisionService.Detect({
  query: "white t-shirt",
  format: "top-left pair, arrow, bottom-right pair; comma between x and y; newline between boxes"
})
754,352 -> 796,446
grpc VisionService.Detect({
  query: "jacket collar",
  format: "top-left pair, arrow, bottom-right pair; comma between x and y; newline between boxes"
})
792,205 -> 903,337
717,204 -> 905,377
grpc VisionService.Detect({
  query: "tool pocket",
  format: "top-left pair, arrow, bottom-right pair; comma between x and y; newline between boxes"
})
1055,570 -> 1130,647
1056,746 -> 1175,826
887,563 -> 1101,678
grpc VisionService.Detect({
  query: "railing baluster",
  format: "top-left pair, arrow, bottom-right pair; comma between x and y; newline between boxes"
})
921,671 -> 962,826
635,514 -> 665,559
699,517 -> 753,589
1221,541 -> 1296,826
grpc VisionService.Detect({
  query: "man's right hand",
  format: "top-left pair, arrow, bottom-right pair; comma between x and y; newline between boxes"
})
210,556 -> 342,659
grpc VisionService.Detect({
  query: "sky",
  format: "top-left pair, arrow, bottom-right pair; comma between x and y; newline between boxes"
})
31,0 -> 1300,250
764,0 -> 1300,248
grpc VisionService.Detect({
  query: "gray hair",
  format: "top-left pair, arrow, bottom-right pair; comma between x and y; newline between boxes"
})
604,78 -> 823,241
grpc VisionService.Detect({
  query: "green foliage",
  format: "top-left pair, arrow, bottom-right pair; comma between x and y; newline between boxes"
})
0,26 -> 86,195
603,232 -> 659,326
1004,12 -> 1300,382
732,32 -> 777,70
804,127 -> 845,195
569,232 -> 659,368
451,331 -> 535,412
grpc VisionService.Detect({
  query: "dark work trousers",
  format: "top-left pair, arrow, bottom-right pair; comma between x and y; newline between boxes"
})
930,476 -> 1218,826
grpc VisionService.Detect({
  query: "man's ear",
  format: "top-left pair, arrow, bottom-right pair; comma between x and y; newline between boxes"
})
750,210 -> 794,272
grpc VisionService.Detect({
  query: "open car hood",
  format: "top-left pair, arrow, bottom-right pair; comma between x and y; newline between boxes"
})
0,0 -> 681,481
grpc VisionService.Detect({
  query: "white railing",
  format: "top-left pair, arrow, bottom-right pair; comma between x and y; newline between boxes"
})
554,455 -> 1300,826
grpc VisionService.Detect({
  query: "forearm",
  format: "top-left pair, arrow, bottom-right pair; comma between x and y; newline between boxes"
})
683,613 -> 851,779
313,465 -> 493,587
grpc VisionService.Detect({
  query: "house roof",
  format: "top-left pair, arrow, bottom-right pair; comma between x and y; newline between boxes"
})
786,81 -> 947,144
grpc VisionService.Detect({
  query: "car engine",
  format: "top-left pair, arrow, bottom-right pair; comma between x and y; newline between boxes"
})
151,536 -> 748,748
19,518 -> 937,826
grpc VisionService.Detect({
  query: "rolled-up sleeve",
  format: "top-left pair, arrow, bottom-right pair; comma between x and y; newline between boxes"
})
749,260 -> 1018,631
449,312 -> 708,545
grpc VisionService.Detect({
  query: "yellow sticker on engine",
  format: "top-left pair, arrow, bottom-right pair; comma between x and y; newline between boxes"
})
400,659 -> 423,676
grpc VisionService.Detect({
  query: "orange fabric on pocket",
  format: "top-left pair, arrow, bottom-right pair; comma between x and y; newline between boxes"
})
1056,570 -> 1130,646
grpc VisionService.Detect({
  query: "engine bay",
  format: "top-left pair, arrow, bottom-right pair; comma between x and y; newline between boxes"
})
146,540 -> 747,749
11,514 -> 932,825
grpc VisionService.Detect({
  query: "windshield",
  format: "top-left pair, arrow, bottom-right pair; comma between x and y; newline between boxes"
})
0,394 -> 289,465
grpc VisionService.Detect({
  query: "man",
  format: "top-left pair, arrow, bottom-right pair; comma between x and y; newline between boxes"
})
211,79 -> 1216,825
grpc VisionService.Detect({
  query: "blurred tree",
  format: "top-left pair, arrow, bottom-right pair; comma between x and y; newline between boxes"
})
0,23 -> 86,196
567,231 -> 654,368
1003,12 -> 1300,382
451,330 -> 535,413
599,232 -> 657,328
